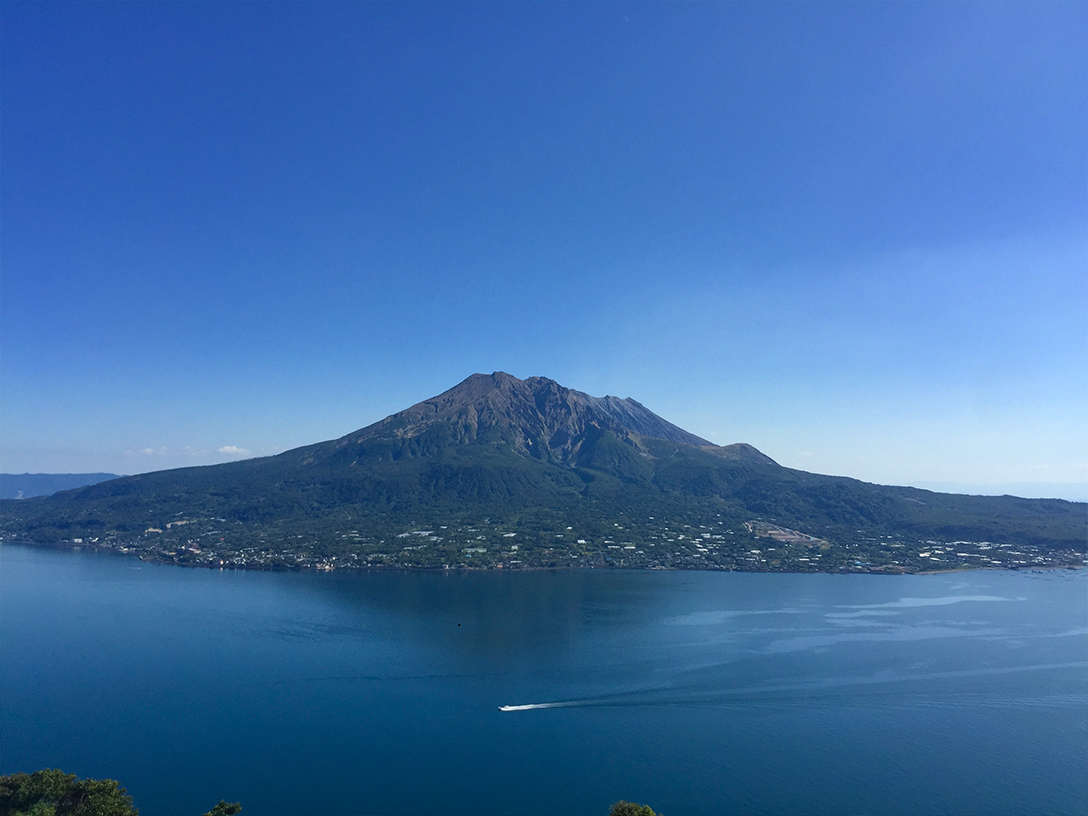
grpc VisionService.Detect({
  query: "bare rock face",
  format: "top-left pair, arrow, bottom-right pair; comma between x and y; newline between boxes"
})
332,372 -> 775,468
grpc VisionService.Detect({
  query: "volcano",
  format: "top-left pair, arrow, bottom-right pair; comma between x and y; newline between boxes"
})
2,373 -> 1083,571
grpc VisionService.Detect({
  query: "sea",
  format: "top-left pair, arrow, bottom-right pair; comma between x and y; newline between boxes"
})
1,544 -> 1085,816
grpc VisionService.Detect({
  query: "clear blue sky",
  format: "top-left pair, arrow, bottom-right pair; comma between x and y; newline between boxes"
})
2,1 -> 1085,499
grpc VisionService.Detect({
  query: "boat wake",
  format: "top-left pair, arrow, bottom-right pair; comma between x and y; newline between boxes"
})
497,660 -> 1088,712
499,702 -> 581,712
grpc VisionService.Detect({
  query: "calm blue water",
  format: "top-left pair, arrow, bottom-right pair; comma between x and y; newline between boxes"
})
2,545 -> 1085,816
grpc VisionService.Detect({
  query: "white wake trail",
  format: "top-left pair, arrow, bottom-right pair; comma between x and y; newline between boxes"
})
499,702 -> 580,712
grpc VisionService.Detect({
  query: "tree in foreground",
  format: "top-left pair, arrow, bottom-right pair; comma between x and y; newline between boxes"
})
2,770 -> 648,816
0,770 -> 135,816
0,770 -> 240,816
610,801 -> 662,816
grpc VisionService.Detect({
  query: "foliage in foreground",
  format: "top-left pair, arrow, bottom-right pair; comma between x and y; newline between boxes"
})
0,770 -> 240,816
1,770 -> 662,816
611,802 -> 663,816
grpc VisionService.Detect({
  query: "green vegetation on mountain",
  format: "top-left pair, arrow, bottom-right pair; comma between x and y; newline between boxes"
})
1,374 -> 1083,573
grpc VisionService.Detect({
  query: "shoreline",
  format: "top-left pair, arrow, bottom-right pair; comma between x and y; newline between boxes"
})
2,538 -> 1083,577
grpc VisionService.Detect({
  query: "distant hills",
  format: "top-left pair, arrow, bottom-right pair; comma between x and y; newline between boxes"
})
1,373 -> 1084,573
0,473 -> 121,500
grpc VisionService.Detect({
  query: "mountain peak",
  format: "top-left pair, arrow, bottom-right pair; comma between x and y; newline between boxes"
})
334,372 -> 769,467
462,370 -> 521,388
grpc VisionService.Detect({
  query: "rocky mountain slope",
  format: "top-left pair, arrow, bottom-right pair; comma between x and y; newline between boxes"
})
299,371 -> 773,468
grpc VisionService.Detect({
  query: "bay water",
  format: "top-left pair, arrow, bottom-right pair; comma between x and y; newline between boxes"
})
2,544 -> 1085,815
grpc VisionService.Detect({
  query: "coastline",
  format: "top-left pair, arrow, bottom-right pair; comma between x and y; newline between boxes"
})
2,538 -> 1083,577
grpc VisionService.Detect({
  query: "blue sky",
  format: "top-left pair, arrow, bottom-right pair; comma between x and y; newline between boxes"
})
2,2 -> 1085,499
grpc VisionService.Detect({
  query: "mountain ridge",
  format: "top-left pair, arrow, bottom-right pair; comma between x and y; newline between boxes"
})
0,473 -> 122,500
327,372 -> 760,466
